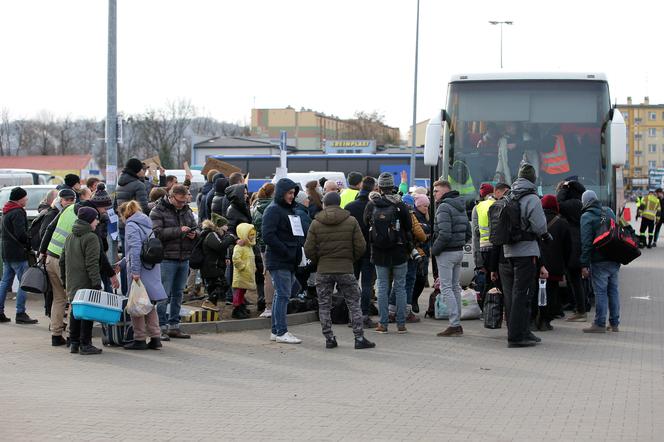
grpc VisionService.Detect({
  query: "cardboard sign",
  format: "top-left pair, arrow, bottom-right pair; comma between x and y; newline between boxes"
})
142,155 -> 162,169
201,157 -> 241,177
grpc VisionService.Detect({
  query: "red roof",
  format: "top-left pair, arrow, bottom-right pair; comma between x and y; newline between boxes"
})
0,154 -> 93,171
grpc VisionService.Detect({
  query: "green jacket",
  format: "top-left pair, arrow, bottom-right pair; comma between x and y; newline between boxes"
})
60,219 -> 102,301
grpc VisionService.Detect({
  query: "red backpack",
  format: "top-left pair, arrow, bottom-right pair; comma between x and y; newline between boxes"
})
592,209 -> 640,265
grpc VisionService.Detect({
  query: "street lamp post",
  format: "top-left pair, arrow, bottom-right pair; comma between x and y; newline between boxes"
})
107,0 -> 117,193
409,0 -> 421,188
488,20 -> 513,69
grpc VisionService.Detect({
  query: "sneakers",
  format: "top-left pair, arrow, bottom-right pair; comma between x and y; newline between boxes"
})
325,336 -> 338,349
124,340 -> 148,350
15,312 -> 38,324
362,316 -> 377,328
147,338 -> 162,349
160,332 -> 171,342
397,325 -> 408,334
354,337 -> 376,349
259,309 -> 272,318
201,300 -> 220,312
0,313 -> 10,323
606,325 -> 620,332
583,324 -> 606,333
405,313 -> 421,323
270,333 -> 277,341
167,328 -> 191,339
231,307 -> 249,320
374,324 -> 388,334
79,344 -> 102,355
275,332 -> 302,344
437,326 -> 462,337
566,312 -> 587,322
51,335 -> 67,346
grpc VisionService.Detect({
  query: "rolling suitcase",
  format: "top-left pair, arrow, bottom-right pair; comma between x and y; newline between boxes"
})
101,296 -> 134,346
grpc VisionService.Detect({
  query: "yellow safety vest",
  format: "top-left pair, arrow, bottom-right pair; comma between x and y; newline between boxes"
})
476,198 -> 495,248
47,205 -> 77,257
642,194 -> 661,221
339,188 -> 359,208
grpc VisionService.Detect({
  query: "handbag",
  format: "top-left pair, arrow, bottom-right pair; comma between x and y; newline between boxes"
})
592,209 -> 641,265
20,262 -> 50,294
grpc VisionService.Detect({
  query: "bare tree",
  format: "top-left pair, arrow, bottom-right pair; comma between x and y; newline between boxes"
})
347,111 -> 400,145
55,116 -> 74,155
0,109 -> 10,156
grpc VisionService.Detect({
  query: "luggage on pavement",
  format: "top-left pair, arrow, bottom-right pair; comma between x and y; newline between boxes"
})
101,295 -> 134,346
483,287 -> 503,329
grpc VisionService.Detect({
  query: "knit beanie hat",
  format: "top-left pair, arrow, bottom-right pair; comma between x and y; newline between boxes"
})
77,206 -> 98,224
581,190 -> 598,206
9,186 -> 27,201
541,194 -> 559,213
378,172 -> 395,189
322,191 -> 341,207
402,194 -> 415,208
347,171 -> 363,187
125,158 -> 144,175
295,191 -> 308,205
211,213 -> 229,227
58,188 -> 77,200
518,163 -> 537,184
90,183 -> 112,209
479,183 -> 494,198
414,193 -> 430,208
64,174 -> 80,188
413,186 -> 428,195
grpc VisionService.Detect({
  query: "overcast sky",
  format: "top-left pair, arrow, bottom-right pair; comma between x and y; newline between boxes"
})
1,0 -> 661,136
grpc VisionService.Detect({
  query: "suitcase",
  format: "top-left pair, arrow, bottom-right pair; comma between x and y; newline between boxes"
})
483,288 -> 503,329
101,297 -> 134,346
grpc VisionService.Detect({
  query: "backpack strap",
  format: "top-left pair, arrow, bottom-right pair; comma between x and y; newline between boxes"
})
547,215 -> 560,229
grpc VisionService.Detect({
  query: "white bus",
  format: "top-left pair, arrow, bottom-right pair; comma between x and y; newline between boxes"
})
423,72 -> 627,283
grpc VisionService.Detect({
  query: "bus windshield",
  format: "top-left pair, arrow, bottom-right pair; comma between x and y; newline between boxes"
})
444,80 -> 611,200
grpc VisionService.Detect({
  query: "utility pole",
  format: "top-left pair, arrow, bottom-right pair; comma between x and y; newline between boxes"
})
489,20 -> 513,69
106,0 -> 118,193
409,0 -> 420,187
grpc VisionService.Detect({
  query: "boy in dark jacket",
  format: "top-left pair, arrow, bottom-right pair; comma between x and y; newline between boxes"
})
0,187 -> 38,324
200,215 -> 236,312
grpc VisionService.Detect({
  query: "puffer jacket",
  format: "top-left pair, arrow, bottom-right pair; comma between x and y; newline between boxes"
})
251,198 -> 272,250
580,200 -> 617,267
294,203 -> 312,236
232,223 -> 257,289
363,193 -> 412,267
557,181 -> 585,269
59,219 -> 101,300
39,204 -> 61,241
304,206 -> 366,274
431,190 -> 471,256
149,196 -> 197,261
204,173 -> 225,221
115,170 -> 149,215
123,212 -> 167,302
262,178 -> 304,272
210,176 -> 229,218
503,178 -> 547,258
540,209 -> 572,278
200,227 -> 236,279
197,180 -> 214,222
225,184 -> 251,234
2,201 -> 29,261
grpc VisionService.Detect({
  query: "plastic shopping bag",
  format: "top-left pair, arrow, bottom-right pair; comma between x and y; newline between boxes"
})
460,288 -> 481,320
126,279 -> 153,316
435,293 -> 449,319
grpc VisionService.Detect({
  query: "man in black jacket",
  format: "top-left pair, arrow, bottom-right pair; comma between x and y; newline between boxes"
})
346,176 -> 377,327
0,187 -> 38,324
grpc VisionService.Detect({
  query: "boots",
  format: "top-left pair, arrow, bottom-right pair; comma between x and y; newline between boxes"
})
231,307 -> 249,319
52,335 -> 67,346
70,341 -> 80,354
147,337 -> 162,349
124,340 -> 148,350
325,336 -> 338,349
79,344 -> 102,355
354,336 -> 376,349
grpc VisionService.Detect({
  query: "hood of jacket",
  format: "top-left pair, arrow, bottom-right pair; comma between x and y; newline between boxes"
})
225,183 -> 247,205
582,199 -> 602,214
126,211 -> 152,230
72,218 -> 94,237
214,176 -> 229,195
315,206 -> 350,225
441,190 -> 465,212
274,178 -> 299,208
255,198 -> 272,213
373,193 -> 401,208
2,201 -> 24,215
511,177 -> 538,198
557,181 -> 586,202
236,222 -> 256,245
118,170 -> 141,187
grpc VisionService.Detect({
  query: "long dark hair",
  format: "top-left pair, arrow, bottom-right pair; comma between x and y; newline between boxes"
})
305,180 -> 322,209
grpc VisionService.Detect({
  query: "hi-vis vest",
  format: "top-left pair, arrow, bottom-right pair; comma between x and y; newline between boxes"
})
540,135 -> 570,175
448,161 -> 475,195
47,205 -> 77,257
476,197 -> 496,248
641,194 -> 661,221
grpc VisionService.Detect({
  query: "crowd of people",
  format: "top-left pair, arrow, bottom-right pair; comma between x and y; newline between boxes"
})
0,157 -> 637,353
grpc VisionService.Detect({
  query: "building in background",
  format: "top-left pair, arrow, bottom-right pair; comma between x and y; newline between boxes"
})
191,136 -> 296,166
618,97 -> 664,191
408,119 -> 429,147
251,107 -> 400,151
0,154 -> 103,182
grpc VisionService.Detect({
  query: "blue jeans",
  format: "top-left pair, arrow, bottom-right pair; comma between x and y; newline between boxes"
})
389,258 -> 417,310
0,260 -> 29,314
590,260 -> 621,327
354,255 -> 375,315
376,262 -> 407,327
271,269 -> 295,336
157,259 -> 190,328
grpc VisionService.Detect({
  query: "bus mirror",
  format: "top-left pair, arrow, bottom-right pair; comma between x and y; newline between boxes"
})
610,109 -> 627,166
424,110 -> 444,166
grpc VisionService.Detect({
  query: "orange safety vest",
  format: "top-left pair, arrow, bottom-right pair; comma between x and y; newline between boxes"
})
540,135 -> 570,175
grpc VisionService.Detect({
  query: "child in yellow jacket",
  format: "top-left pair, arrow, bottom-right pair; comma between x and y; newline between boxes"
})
232,223 -> 259,319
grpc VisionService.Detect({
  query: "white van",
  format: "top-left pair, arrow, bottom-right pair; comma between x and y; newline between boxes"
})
0,169 -> 55,185
0,173 -> 34,188
271,171 -> 348,191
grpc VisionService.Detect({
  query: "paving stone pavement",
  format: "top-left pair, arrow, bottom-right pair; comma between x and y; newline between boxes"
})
1,248 -> 663,441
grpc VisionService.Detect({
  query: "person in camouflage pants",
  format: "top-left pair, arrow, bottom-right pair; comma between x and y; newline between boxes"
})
304,192 -> 375,350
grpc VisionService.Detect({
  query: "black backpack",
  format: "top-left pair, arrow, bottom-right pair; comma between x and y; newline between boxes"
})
488,190 -> 537,246
28,212 -> 47,251
369,203 -> 403,248
128,221 -> 164,269
189,230 -> 211,270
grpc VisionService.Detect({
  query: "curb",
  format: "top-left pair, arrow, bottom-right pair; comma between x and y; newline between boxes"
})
92,311 -> 319,337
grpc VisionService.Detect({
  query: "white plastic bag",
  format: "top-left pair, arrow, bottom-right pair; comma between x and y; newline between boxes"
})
126,279 -> 153,316
460,288 -> 481,320
435,293 -> 449,319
